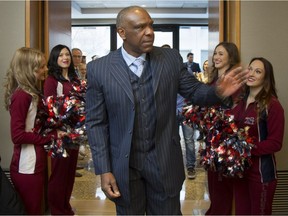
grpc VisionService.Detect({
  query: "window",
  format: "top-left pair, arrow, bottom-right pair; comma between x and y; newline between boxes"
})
72,25 -> 208,66
179,26 -> 208,68
72,26 -> 111,63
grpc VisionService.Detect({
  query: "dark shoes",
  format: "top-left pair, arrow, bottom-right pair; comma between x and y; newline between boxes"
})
75,164 -> 84,177
75,171 -> 82,177
187,168 -> 196,179
76,165 -> 84,170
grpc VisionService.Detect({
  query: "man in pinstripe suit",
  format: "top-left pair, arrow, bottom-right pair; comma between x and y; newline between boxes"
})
86,6 -> 248,215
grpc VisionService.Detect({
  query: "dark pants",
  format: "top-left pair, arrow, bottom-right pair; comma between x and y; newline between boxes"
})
116,149 -> 182,215
48,148 -> 78,215
205,170 -> 233,215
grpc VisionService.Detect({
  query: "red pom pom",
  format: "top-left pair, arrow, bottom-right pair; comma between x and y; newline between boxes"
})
34,80 -> 87,158
183,105 -> 255,178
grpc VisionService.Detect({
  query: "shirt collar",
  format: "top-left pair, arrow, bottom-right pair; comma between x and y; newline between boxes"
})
121,46 -> 146,67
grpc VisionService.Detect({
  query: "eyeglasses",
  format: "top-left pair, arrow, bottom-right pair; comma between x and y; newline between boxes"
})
73,55 -> 82,58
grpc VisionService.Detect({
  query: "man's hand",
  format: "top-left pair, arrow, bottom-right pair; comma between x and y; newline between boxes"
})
215,66 -> 249,98
101,172 -> 121,199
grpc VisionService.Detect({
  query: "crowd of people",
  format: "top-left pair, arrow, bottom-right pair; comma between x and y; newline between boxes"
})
1,5 -> 284,216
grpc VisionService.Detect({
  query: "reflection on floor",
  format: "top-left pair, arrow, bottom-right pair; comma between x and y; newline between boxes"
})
71,131 -> 210,215
71,167 -> 210,215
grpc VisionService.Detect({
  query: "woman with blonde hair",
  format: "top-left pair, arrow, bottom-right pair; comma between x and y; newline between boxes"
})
4,47 -> 58,214
201,59 -> 209,83
195,60 -> 209,84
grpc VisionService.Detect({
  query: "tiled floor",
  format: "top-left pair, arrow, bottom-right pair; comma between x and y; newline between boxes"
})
71,130 -> 210,215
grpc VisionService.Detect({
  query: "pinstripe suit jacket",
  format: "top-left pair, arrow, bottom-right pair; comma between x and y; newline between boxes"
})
86,46 -> 221,206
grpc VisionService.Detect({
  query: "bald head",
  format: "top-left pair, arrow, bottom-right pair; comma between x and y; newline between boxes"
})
116,6 -> 149,28
116,6 -> 154,57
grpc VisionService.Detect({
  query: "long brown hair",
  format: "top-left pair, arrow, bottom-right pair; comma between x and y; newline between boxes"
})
3,47 -> 44,110
209,42 -> 240,83
245,57 -> 277,115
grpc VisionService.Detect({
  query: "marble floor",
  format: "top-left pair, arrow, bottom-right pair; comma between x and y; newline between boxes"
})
71,130 -> 210,215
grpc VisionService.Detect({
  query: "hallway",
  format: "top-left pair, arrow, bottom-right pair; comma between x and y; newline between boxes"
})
71,165 -> 210,215
70,133 -> 210,215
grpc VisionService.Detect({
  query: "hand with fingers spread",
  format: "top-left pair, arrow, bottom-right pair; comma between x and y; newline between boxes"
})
101,172 -> 121,199
215,66 -> 249,98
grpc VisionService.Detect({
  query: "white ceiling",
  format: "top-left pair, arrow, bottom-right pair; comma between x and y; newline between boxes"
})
72,0 -> 209,25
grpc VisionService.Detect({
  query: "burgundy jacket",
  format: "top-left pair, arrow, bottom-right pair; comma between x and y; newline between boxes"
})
9,89 -> 56,174
231,97 -> 285,183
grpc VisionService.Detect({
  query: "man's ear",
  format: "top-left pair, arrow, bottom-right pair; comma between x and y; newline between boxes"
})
117,27 -> 126,40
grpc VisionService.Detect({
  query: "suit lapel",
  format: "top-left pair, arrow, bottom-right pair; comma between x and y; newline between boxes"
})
110,50 -> 135,103
109,48 -> 164,101
149,49 -> 164,95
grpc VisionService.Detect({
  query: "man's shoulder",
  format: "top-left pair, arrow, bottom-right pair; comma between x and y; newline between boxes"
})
153,47 -> 182,61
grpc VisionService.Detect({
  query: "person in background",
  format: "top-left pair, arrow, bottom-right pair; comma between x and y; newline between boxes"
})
179,53 -> 197,179
72,48 -> 86,176
196,59 -> 209,84
77,62 -> 87,160
194,59 -> 209,141
91,55 -> 99,61
184,52 -> 201,74
232,57 -> 284,215
161,44 -> 171,48
85,6 -> 248,215
72,48 -> 83,78
202,60 -> 209,83
178,52 -> 200,177
81,55 -> 86,64
44,44 -> 79,215
182,53 -> 202,146
78,63 -> 87,80
3,47 -> 59,214
176,94 -> 197,179
205,41 -> 241,215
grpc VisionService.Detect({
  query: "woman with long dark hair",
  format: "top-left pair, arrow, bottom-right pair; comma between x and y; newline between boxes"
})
44,44 -> 79,215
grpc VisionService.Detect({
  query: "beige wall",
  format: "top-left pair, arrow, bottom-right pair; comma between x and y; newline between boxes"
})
0,1 -> 25,169
241,1 -> 288,170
